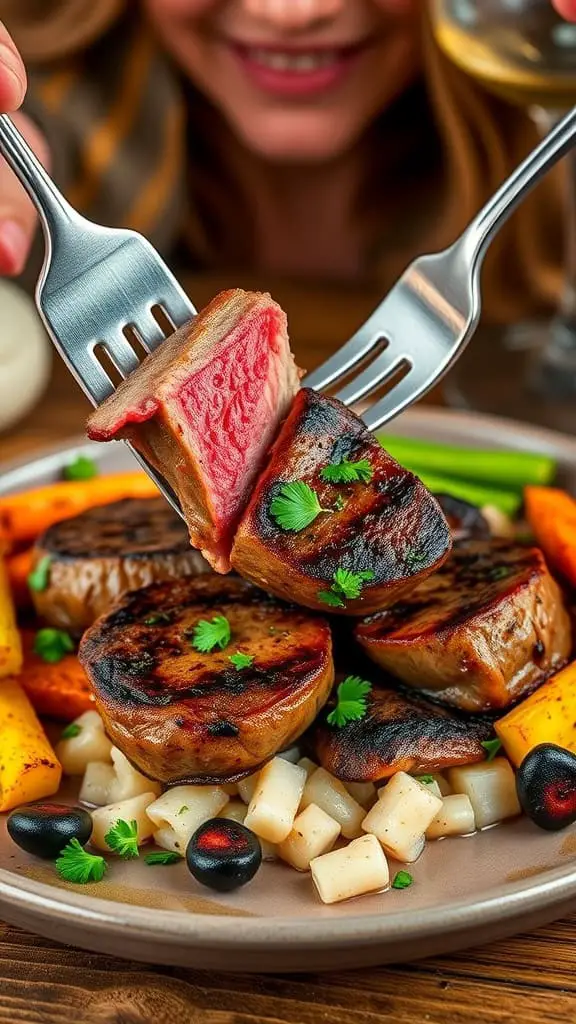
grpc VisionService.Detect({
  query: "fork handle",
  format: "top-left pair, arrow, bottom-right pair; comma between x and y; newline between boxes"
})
0,113 -> 76,244
462,106 -> 576,264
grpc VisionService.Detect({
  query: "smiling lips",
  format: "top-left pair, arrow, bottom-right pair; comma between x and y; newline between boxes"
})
229,41 -> 366,97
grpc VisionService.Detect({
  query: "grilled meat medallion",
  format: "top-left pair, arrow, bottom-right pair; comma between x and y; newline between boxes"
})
30,498 -> 210,633
231,389 -> 452,614
87,290 -> 301,572
312,684 -> 493,782
79,575 -> 334,784
356,540 -> 572,713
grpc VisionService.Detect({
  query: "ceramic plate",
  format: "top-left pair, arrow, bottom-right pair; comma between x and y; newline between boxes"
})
1,407 -> 575,972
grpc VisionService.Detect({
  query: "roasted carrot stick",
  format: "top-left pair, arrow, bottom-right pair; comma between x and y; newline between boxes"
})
6,548 -> 33,607
524,485 -> 576,586
0,677 -> 62,811
0,472 -> 159,545
18,630 -> 94,720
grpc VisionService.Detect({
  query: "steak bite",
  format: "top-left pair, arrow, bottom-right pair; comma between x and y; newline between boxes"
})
30,497 -> 210,633
312,683 -> 493,782
79,575 -> 334,784
230,389 -> 452,614
356,540 -> 572,713
86,290 -> 301,573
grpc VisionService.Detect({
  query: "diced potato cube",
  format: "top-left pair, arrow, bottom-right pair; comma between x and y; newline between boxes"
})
363,772 -> 442,863
311,834 -> 389,904
222,783 -> 239,797
430,773 -> 452,797
278,746 -> 300,763
412,777 -> 443,800
107,747 -> 161,802
245,758 -> 306,843
56,710 -> 112,776
278,803 -> 341,871
79,761 -> 115,806
237,773 -> 259,805
301,768 -> 365,839
153,826 -> 183,855
146,785 -> 229,848
447,759 -> 521,829
297,757 -> 318,779
91,792 -> 157,852
426,794 -> 476,839
343,780 -> 377,808
221,800 -> 248,824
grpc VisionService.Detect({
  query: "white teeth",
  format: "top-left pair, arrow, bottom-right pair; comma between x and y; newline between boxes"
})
247,48 -> 337,73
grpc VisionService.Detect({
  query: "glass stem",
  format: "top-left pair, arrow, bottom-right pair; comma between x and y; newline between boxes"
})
559,144 -> 576,330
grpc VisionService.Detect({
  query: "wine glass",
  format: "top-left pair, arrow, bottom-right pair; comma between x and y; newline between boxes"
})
430,0 -> 576,431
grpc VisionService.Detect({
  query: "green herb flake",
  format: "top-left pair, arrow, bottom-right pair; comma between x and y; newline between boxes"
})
416,775 -> 435,786
318,567 -> 375,607
33,628 -> 75,664
145,611 -> 173,626
177,806 -> 189,817
481,738 -> 503,762
327,676 -> 372,728
318,590 -> 346,609
229,651 -> 255,671
144,851 -> 181,866
320,458 -> 373,484
270,481 -> 328,532
104,819 -> 139,859
55,839 -> 107,884
62,454 -> 98,481
61,723 -> 82,740
27,555 -> 52,593
333,494 -> 346,512
191,614 -> 231,654
392,871 -> 413,890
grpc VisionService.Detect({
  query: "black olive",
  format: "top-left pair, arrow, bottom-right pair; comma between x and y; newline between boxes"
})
516,744 -> 576,832
7,803 -> 93,859
186,818 -> 262,892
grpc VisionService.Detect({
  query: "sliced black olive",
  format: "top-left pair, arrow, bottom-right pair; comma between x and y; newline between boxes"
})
7,803 -> 93,859
186,818 -> 262,892
516,743 -> 576,832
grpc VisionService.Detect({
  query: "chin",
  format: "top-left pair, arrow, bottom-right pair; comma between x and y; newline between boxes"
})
228,109 -> 368,164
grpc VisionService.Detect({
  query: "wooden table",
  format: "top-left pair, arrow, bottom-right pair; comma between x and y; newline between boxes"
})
0,276 -> 574,1023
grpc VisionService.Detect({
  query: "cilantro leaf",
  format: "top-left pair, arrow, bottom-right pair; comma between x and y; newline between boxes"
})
333,494 -> 346,512
320,459 -> 373,484
481,738 -> 503,762
63,454 -> 98,481
318,590 -> 346,609
327,676 -> 372,728
270,481 -> 328,532
416,774 -> 435,786
61,723 -> 82,740
33,628 -> 75,664
144,851 -> 181,866
104,819 -> 139,858
27,555 -> 52,593
145,611 -> 173,626
392,871 -> 413,890
229,651 -> 254,671
318,567 -> 375,607
191,614 -> 231,653
56,839 -> 107,884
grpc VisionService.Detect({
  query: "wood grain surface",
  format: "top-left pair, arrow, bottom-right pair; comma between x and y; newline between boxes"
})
0,275 -> 574,1024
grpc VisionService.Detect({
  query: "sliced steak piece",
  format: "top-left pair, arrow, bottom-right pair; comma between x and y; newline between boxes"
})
434,494 -> 490,543
30,498 -> 210,633
87,290 -> 301,573
356,540 -> 572,713
312,683 -> 493,782
230,389 -> 452,615
79,575 -> 333,784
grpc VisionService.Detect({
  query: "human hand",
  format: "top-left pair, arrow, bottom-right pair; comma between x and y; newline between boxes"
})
0,21 -> 49,275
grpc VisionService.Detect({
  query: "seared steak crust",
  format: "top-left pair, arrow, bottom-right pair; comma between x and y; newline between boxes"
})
79,575 -> 334,784
356,540 -> 572,713
231,389 -> 452,614
31,498 -> 210,632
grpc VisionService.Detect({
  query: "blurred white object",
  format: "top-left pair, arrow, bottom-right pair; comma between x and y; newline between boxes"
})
0,280 -> 51,433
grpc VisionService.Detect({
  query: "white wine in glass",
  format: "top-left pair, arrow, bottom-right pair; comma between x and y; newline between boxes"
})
430,0 -> 576,431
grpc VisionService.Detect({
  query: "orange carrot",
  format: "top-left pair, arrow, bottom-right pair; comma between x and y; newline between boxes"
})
17,630 -> 94,720
524,485 -> 576,586
6,548 -> 33,607
0,472 -> 159,545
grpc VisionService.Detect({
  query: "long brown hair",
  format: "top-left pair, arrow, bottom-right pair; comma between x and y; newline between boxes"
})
0,0 -> 564,321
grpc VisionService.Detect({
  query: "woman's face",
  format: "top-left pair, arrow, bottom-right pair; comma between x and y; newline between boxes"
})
143,0 -> 420,162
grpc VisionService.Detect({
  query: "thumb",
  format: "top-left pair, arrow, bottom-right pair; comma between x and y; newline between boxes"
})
0,20 -> 26,110
0,111 -> 50,276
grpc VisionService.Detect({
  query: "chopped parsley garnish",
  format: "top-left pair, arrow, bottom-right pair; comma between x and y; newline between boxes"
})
327,676 -> 372,728
333,494 -> 346,512
229,651 -> 255,671
481,738 -> 503,762
55,839 -> 107,884
191,614 -> 231,653
270,481 -> 328,532
104,819 -> 139,858
27,555 -> 52,593
404,547 -> 429,572
33,628 -> 75,664
62,454 -> 98,481
318,567 -> 375,608
144,851 -> 181,866
144,611 -> 173,626
392,871 -> 413,890
416,775 -> 435,786
60,723 -> 82,740
490,566 -> 510,582
177,805 -> 189,816
320,458 -> 373,484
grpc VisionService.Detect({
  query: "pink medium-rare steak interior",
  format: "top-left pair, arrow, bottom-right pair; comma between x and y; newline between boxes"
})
87,289 -> 301,572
